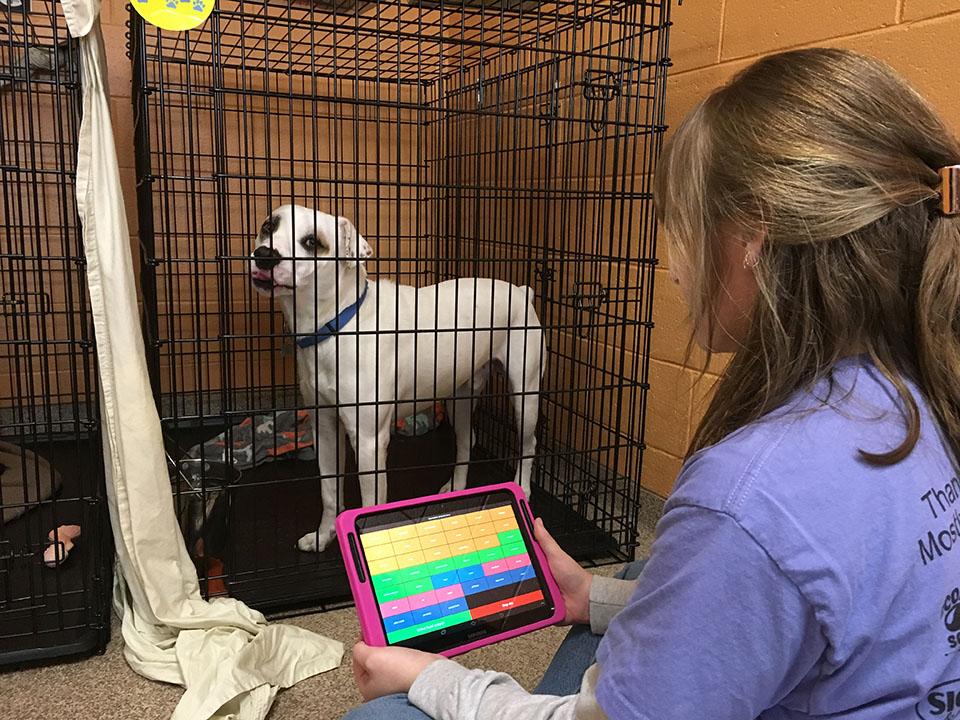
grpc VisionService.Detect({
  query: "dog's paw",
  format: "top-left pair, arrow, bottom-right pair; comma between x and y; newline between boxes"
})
296,532 -> 319,552
296,529 -> 333,553
192,0 -> 205,11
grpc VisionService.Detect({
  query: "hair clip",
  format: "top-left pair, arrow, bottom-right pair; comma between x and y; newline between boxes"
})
940,165 -> 960,216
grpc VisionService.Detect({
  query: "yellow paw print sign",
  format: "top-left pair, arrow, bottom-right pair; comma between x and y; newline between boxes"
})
130,0 -> 214,32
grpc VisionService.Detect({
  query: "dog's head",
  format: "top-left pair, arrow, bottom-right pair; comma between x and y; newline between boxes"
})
249,204 -> 372,298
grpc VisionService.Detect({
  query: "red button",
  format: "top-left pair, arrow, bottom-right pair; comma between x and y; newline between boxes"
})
469,590 -> 544,620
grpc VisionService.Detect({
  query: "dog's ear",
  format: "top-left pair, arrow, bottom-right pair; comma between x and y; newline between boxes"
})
337,216 -> 373,268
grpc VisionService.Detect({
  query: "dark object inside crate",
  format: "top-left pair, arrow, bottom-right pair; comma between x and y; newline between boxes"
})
172,458 -> 240,560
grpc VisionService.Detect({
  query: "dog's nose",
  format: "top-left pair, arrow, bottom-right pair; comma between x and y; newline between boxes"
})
253,246 -> 281,271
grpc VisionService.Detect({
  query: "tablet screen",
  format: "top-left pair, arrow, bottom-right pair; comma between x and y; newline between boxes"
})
355,488 -> 555,652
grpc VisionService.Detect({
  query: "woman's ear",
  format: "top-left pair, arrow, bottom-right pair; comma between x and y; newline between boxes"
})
741,225 -> 765,269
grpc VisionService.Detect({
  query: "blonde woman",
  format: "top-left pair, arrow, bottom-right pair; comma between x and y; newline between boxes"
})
343,48 -> 960,719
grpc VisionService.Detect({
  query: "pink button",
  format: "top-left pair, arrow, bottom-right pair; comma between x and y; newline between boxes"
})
380,597 -> 411,618
435,583 -> 464,601
482,559 -> 508,576
506,553 -> 530,568
407,589 -> 438,609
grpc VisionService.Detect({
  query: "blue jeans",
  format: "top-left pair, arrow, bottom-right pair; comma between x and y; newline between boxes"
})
342,559 -> 647,720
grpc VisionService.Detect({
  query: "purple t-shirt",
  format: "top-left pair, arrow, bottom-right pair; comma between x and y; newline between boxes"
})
596,357 -> 960,719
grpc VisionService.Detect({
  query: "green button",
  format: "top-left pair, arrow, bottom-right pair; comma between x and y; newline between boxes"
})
404,578 -> 434,597
375,584 -> 405,603
453,551 -> 481,569
398,565 -> 429,584
371,571 -> 403,590
386,610 -> 474,644
427,558 -> 456,575
501,542 -> 526,559
477,546 -> 504,563
498,529 -> 522,546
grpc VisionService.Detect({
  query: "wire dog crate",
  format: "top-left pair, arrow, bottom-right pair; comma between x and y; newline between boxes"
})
131,0 -> 669,611
0,1 -> 112,665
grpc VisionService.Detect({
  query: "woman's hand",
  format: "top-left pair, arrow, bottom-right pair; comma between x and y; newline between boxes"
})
534,517 -> 593,626
352,641 -> 442,701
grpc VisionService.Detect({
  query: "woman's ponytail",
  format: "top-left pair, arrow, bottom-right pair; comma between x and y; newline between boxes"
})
917,210 -> 960,457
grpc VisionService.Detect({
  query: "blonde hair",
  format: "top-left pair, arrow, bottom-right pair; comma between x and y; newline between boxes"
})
654,48 -> 960,463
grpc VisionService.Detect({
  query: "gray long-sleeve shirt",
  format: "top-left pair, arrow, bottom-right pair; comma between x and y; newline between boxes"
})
407,575 -> 636,720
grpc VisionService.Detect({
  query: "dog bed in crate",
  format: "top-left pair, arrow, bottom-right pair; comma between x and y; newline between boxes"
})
0,442 -> 62,524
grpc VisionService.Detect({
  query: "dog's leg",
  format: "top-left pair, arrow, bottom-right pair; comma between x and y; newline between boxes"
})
352,408 -> 390,507
443,393 -> 474,494
442,365 -> 491,493
296,408 -> 343,553
507,329 -> 543,497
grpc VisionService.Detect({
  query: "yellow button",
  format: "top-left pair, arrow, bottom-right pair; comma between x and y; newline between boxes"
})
396,551 -> 426,569
420,534 -> 446,550
416,520 -> 445,536
394,538 -> 421,555
449,539 -> 477,556
365,544 -> 396,561
444,528 -> 471,544
368,556 -> 399,574
361,531 -> 391,548
470,523 -> 496,538
489,506 -> 514,521
474,535 -> 499,550
423,545 -> 453,562
495,517 -> 519,532
388,526 -> 416,543
441,514 -> 468,531
466,511 -> 491,525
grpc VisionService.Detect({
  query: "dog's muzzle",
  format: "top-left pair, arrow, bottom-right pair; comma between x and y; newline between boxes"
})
253,245 -> 281,270
251,246 -> 284,292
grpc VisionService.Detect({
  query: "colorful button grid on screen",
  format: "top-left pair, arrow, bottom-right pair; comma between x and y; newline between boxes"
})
361,505 -> 541,643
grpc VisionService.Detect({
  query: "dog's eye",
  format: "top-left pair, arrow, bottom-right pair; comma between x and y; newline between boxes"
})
301,234 -> 318,251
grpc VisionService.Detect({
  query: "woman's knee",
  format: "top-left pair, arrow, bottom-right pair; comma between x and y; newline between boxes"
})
615,558 -> 648,581
342,693 -> 429,720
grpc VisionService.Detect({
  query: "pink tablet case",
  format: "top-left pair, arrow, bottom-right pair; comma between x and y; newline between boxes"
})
336,482 -> 565,658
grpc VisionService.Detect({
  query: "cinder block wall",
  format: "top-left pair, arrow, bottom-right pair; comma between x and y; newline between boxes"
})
95,0 -> 960,498
642,0 -> 960,498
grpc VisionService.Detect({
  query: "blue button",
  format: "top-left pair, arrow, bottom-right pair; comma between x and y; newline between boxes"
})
462,576 -> 489,595
487,571 -> 512,587
384,612 -> 414,632
511,565 -> 536,583
432,570 -> 460,589
412,604 -> 442,623
440,598 -> 468,616
457,565 -> 483,583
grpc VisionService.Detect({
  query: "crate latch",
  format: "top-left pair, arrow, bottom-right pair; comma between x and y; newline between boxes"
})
582,68 -> 622,133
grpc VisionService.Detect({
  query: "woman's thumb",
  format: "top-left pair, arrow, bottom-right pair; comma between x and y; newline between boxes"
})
534,517 -> 558,551
352,641 -> 371,666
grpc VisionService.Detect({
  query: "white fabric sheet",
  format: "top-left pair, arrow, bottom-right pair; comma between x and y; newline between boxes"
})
62,2 -> 344,717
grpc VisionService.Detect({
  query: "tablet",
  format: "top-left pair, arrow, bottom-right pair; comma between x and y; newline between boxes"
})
336,482 -> 565,657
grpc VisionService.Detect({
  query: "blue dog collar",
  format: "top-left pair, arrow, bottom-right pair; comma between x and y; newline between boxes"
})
296,283 -> 368,349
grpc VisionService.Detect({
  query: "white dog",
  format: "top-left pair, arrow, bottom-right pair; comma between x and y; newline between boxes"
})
250,205 -> 545,553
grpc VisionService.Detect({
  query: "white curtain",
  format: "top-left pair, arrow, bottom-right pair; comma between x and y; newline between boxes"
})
60,1 -> 344,717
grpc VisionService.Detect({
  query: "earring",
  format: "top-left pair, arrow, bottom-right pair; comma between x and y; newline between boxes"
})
743,251 -> 760,269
